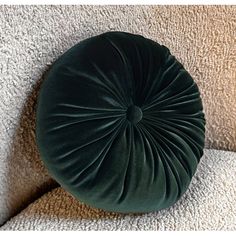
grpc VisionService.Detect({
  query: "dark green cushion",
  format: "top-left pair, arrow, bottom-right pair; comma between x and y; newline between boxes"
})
36,31 -> 205,213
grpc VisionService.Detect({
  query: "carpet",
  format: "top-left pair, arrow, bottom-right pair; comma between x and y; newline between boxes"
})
0,5 -> 235,228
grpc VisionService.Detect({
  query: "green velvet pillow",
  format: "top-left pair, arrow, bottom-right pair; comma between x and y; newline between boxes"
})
36,31 -> 205,213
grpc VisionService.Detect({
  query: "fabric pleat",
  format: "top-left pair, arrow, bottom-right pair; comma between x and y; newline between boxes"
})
36,31 -> 205,213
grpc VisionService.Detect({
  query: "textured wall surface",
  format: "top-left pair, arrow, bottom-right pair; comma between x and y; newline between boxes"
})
0,5 -> 235,228
2,149 -> 236,230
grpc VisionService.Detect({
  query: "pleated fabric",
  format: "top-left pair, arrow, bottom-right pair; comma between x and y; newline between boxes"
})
36,32 -> 205,213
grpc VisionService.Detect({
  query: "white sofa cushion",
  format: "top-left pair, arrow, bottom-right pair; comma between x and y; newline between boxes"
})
1,149 -> 236,230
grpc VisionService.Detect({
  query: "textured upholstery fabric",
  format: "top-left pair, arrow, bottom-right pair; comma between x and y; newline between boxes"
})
36,31 -> 205,213
1,149 -> 236,231
0,5 -> 235,226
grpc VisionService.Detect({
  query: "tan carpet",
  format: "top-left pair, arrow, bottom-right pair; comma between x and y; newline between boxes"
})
0,5 -> 235,228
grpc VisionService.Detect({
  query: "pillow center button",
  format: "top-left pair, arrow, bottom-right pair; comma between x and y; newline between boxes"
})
126,105 -> 143,124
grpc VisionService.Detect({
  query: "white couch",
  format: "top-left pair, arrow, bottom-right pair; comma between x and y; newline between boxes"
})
0,5 -> 235,230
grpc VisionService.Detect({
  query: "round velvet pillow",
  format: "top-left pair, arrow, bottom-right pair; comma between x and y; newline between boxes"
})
36,31 -> 205,213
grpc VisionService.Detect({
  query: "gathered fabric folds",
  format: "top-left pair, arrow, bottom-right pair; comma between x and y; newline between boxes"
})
36,31 -> 205,213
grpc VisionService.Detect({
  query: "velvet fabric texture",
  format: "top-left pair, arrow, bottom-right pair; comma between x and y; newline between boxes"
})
36,31 -> 205,213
